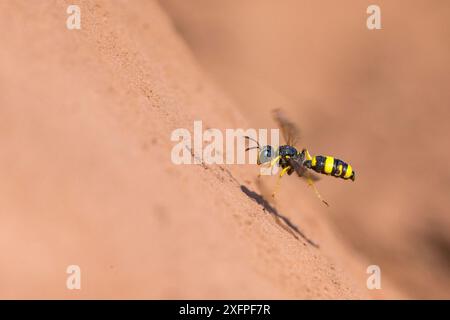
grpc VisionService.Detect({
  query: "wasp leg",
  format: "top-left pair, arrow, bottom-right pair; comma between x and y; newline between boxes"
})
306,175 -> 329,207
272,166 -> 290,198
270,155 -> 281,168
260,155 -> 282,177
258,158 -> 277,178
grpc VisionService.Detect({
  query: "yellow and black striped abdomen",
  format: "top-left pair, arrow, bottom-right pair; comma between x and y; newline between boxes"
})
306,155 -> 355,181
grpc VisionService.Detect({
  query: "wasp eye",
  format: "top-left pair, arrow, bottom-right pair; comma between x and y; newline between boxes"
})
258,145 -> 273,164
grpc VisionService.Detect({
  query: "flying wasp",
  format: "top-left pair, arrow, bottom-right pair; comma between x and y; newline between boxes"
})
245,109 -> 356,206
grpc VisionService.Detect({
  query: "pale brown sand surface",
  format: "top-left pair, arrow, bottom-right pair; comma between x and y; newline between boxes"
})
0,0 -> 448,299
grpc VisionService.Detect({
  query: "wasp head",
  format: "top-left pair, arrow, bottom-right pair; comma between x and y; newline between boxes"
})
258,145 -> 275,165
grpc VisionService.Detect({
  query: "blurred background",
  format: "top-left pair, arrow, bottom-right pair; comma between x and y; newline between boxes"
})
1,0 -> 449,299
160,0 -> 450,298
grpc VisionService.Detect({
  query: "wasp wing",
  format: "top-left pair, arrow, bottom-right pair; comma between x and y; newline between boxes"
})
304,170 -> 321,182
289,157 -> 321,182
272,109 -> 301,147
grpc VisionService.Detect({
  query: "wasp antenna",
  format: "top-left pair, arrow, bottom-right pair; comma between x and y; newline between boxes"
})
244,135 -> 260,148
245,146 -> 260,152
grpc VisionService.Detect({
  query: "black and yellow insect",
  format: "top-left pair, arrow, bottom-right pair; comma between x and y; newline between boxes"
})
245,109 -> 356,206
303,156 -> 355,181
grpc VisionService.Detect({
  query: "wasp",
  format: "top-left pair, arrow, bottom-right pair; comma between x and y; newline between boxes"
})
245,109 -> 355,206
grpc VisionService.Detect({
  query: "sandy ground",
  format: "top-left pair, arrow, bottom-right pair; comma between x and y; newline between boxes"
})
0,0 -> 449,299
